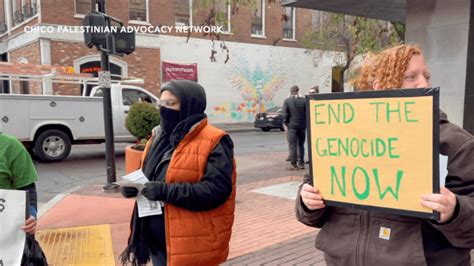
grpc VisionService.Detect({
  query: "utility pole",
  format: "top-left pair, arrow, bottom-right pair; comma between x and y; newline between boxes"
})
96,0 -> 118,192
83,1 -> 135,192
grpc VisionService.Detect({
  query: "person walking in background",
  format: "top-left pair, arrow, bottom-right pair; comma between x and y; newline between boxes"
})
119,80 -> 236,266
296,44 -> 474,265
282,85 -> 306,170
308,86 -> 319,95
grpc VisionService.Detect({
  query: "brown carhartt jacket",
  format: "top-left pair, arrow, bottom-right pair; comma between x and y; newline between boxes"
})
296,111 -> 474,266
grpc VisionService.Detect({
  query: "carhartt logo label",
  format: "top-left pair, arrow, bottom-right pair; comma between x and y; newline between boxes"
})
379,227 -> 391,240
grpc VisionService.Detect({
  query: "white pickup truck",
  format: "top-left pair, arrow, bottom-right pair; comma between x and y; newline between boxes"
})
0,84 -> 159,162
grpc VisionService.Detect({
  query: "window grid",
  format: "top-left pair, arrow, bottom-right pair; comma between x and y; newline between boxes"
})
175,0 -> 191,26
283,7 -> 295,39
11,0 -> 37,27
0,1 -> 7,34
251,0 -> 264,36
214,0 -> 230,33
75,0 -> 91,15
129,0 -> 147,22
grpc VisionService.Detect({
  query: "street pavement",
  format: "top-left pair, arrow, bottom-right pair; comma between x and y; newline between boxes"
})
34,125 -> 286,209
34,124 -> 328,265
33,124 -> 474,265
35,160 -> 324,265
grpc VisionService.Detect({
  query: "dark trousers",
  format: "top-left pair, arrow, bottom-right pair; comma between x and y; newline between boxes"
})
288,128 -> 305,165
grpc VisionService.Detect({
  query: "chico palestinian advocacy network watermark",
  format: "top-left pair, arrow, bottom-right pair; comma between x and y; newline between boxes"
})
24,25 -> 225,34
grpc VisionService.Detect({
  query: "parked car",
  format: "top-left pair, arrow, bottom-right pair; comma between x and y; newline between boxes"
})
254,106 -> 285,132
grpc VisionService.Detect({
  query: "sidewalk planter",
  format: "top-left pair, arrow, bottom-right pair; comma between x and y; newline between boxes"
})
125,145 -> 143,174
124,102 -> 160,174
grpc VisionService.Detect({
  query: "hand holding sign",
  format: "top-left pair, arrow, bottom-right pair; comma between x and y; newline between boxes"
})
421,187 -> 457,223
301,184 -> 325,210
21,216 -> 37,235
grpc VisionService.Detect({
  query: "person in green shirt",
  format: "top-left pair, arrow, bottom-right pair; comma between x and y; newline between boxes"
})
0,132 -> 38,234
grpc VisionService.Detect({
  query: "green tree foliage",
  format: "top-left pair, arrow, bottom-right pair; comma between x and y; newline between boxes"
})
125,102 -> 160,143
301,12 -> 405,89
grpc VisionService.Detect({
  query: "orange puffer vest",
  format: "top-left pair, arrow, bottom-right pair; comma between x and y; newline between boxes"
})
143,118 -> 236,266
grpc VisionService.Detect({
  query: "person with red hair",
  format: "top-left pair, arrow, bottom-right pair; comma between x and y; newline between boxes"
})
296,44 -> 474,265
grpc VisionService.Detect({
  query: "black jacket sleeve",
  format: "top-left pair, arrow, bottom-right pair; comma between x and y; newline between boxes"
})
151,135 -> 234,211
283,98 -> 290,126
17,183 -> 38,218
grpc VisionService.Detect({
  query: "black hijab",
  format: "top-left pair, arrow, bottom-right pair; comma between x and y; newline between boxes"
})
141,80 -> 207,180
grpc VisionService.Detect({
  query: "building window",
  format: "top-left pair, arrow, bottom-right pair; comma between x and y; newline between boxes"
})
176,0 -> 192,26
20,78 -> 29,94
75,0 -> 92,15
283,7 -> 295,39
311,10 -> 322,30
0,53 -> 10,94
11,0 -> 38,27
251,0 -> 264,36
214,0 -> 230,33
0,1 -> 7,34
129,0 -> 147,22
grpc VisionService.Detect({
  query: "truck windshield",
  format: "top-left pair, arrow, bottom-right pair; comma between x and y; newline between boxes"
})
93,88 -> 104,97
122,89 -> 156,106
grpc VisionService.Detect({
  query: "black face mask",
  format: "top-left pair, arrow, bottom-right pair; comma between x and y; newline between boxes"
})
160,107 -> 181,134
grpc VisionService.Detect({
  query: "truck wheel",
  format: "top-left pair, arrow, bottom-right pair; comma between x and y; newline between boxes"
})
261,127 -> 270,132
34,129 -> 71,162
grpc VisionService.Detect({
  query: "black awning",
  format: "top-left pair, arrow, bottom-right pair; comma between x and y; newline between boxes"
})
282,0 -> 406,23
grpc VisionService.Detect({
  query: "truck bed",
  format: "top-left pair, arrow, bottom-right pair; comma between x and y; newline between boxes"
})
0,94 -> 105,141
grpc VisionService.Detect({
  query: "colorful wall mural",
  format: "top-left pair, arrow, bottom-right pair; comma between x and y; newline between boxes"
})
160,35 -> 332,124
210,55 -> 286,122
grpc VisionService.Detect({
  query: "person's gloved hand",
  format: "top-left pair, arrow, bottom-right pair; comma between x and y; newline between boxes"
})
141,181 -> 166,201
120,186 -> 139,198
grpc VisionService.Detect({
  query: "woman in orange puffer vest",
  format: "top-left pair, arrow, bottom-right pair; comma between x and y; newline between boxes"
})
120,80 -> 236,266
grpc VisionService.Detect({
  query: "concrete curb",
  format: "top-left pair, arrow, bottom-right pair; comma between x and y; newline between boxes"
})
214,123 -> 260,133
226,128 -> 260,133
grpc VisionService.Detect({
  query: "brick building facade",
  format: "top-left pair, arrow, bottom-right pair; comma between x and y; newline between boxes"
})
0,0 -> 315,96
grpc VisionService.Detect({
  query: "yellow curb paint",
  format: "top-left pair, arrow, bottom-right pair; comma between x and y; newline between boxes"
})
36,224 -> 115,265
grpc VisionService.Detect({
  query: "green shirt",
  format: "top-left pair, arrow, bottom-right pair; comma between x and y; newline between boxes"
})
0,133 -> 38,189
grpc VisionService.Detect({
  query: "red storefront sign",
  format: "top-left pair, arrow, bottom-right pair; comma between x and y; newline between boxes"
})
162,61 -> 198,82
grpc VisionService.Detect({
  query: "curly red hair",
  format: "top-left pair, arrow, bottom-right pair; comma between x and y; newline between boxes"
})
353,44 -> 422,91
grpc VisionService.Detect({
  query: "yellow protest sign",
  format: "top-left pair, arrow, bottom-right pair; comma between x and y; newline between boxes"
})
308,89 -> 440,219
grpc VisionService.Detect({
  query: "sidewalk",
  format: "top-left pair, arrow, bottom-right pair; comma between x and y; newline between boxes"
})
34,151 -> 474,266
36,176 -> 323,265
35,148 -> 325,265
